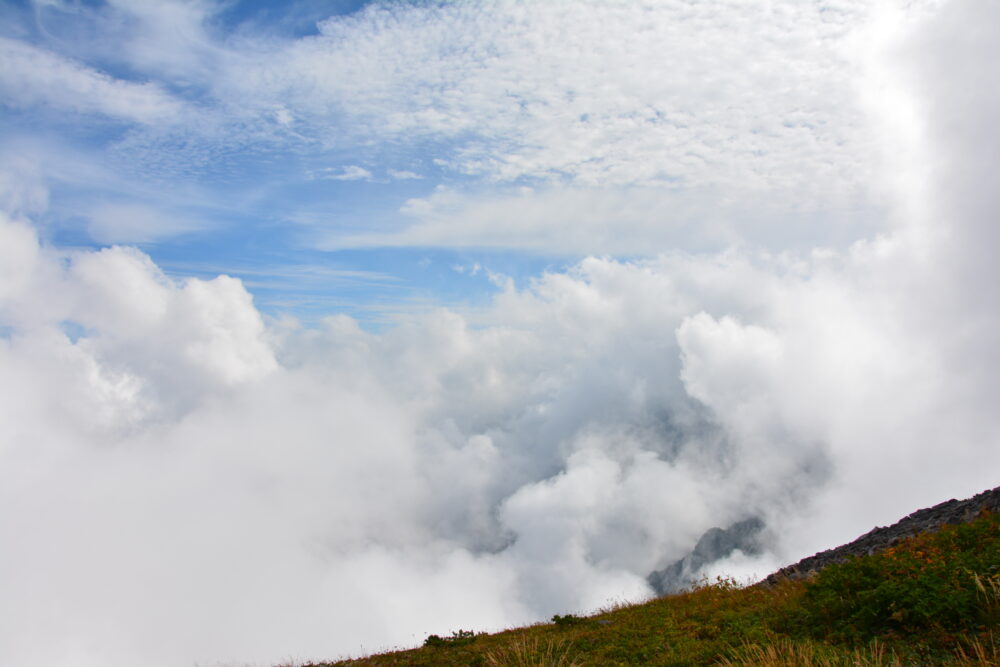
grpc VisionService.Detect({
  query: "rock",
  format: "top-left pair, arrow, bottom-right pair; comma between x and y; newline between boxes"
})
759,484 -> 1000,587
648,516 -> 765,595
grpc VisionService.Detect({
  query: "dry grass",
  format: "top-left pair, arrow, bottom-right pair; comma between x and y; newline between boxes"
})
972,572 -> 1000,621
719,635 -> 1000,667
483,636 -> 581,667
717,639 -> 902,667
954,633 -> 999,667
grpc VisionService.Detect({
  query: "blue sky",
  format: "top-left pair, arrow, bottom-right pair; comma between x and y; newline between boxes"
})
1,0 -> 899,325
3,0 -> 587,324
4,2 -> 1000,666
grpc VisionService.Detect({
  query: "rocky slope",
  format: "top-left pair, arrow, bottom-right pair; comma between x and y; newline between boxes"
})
760,484 -> 1000,586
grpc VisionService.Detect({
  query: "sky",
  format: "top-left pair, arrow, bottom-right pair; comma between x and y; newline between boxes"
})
1,0 -> 999,665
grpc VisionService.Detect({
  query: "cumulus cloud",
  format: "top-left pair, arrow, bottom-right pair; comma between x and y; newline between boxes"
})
4,207 -> 999,667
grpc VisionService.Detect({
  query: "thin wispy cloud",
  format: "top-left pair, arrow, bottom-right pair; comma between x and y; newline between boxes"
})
313,165 -> 374,181
0,36 -> 187,124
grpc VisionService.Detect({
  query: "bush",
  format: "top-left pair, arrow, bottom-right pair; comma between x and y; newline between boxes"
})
551,614 -> 583,627
790,512 -> 1000,645
423,629 -> 478,647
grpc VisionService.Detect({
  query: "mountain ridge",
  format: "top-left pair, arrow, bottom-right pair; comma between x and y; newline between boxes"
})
761,484 -> 1000,586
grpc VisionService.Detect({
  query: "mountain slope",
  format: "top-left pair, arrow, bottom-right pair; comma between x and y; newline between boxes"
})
299,487 -> 1000,666
761,485 -> 1000,586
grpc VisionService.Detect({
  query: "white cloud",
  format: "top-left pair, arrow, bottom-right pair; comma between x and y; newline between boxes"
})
44,0 -> 226,84
0,154 -> 49,218
15,1 -> 890,213
2,2 -> 1000,667
0,216 -> 42,306
313,165 -> 374,181
202,0 -> 930,254
1,0 -> 934,253
326,184 -> 881,254
239,0 -> 878,195
86,202 -> 206,244
0,37 -> 186,124
4,183 -> 1000,665
388,168 -> 422,180
6,195 -> 1000,665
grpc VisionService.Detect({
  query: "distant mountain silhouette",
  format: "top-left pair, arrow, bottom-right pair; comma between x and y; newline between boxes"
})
647,516 -> 765,595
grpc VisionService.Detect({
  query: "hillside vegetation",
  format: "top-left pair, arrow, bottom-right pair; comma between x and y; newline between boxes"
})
295,511 -> 999,666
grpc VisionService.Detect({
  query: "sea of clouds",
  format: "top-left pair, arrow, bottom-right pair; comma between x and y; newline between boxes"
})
2,1 -> 999,666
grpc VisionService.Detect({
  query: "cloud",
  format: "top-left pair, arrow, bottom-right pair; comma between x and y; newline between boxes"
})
0,153 -> 48,218
325,184 -> 881,254
13,2 -> 888,209
85,201 -> 206,244
29,0 -> 225,85
238,0 -> 879,193
212,0 -> 907,254
2,2 -> 1000,667
4,203 -> 999,666
0,137 -> 246,250
0,0 -> 929,256
313,165 -> 374,181
388,168 -> 422,180
0,37 -> 186,124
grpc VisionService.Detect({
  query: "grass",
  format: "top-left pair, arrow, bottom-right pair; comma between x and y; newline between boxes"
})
718,636 -> 999,666
483,636 -> 581,667
292,511 -> 999,666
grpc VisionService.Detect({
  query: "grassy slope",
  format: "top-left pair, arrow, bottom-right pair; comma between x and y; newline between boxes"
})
296,513 -> 999,666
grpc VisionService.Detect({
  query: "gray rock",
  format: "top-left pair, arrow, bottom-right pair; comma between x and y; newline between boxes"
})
647,516 -> 765,595
759,484 -> 1000,587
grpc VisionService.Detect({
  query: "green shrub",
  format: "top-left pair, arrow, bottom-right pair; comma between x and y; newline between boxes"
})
424,629 -> 478,647
551,614 -> 583,627
790,512 -> 1000,645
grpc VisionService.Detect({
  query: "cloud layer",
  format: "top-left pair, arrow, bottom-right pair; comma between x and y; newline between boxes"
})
1,0 -> 935,255
2,194 -> 998,667
2,1 -> 999,666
